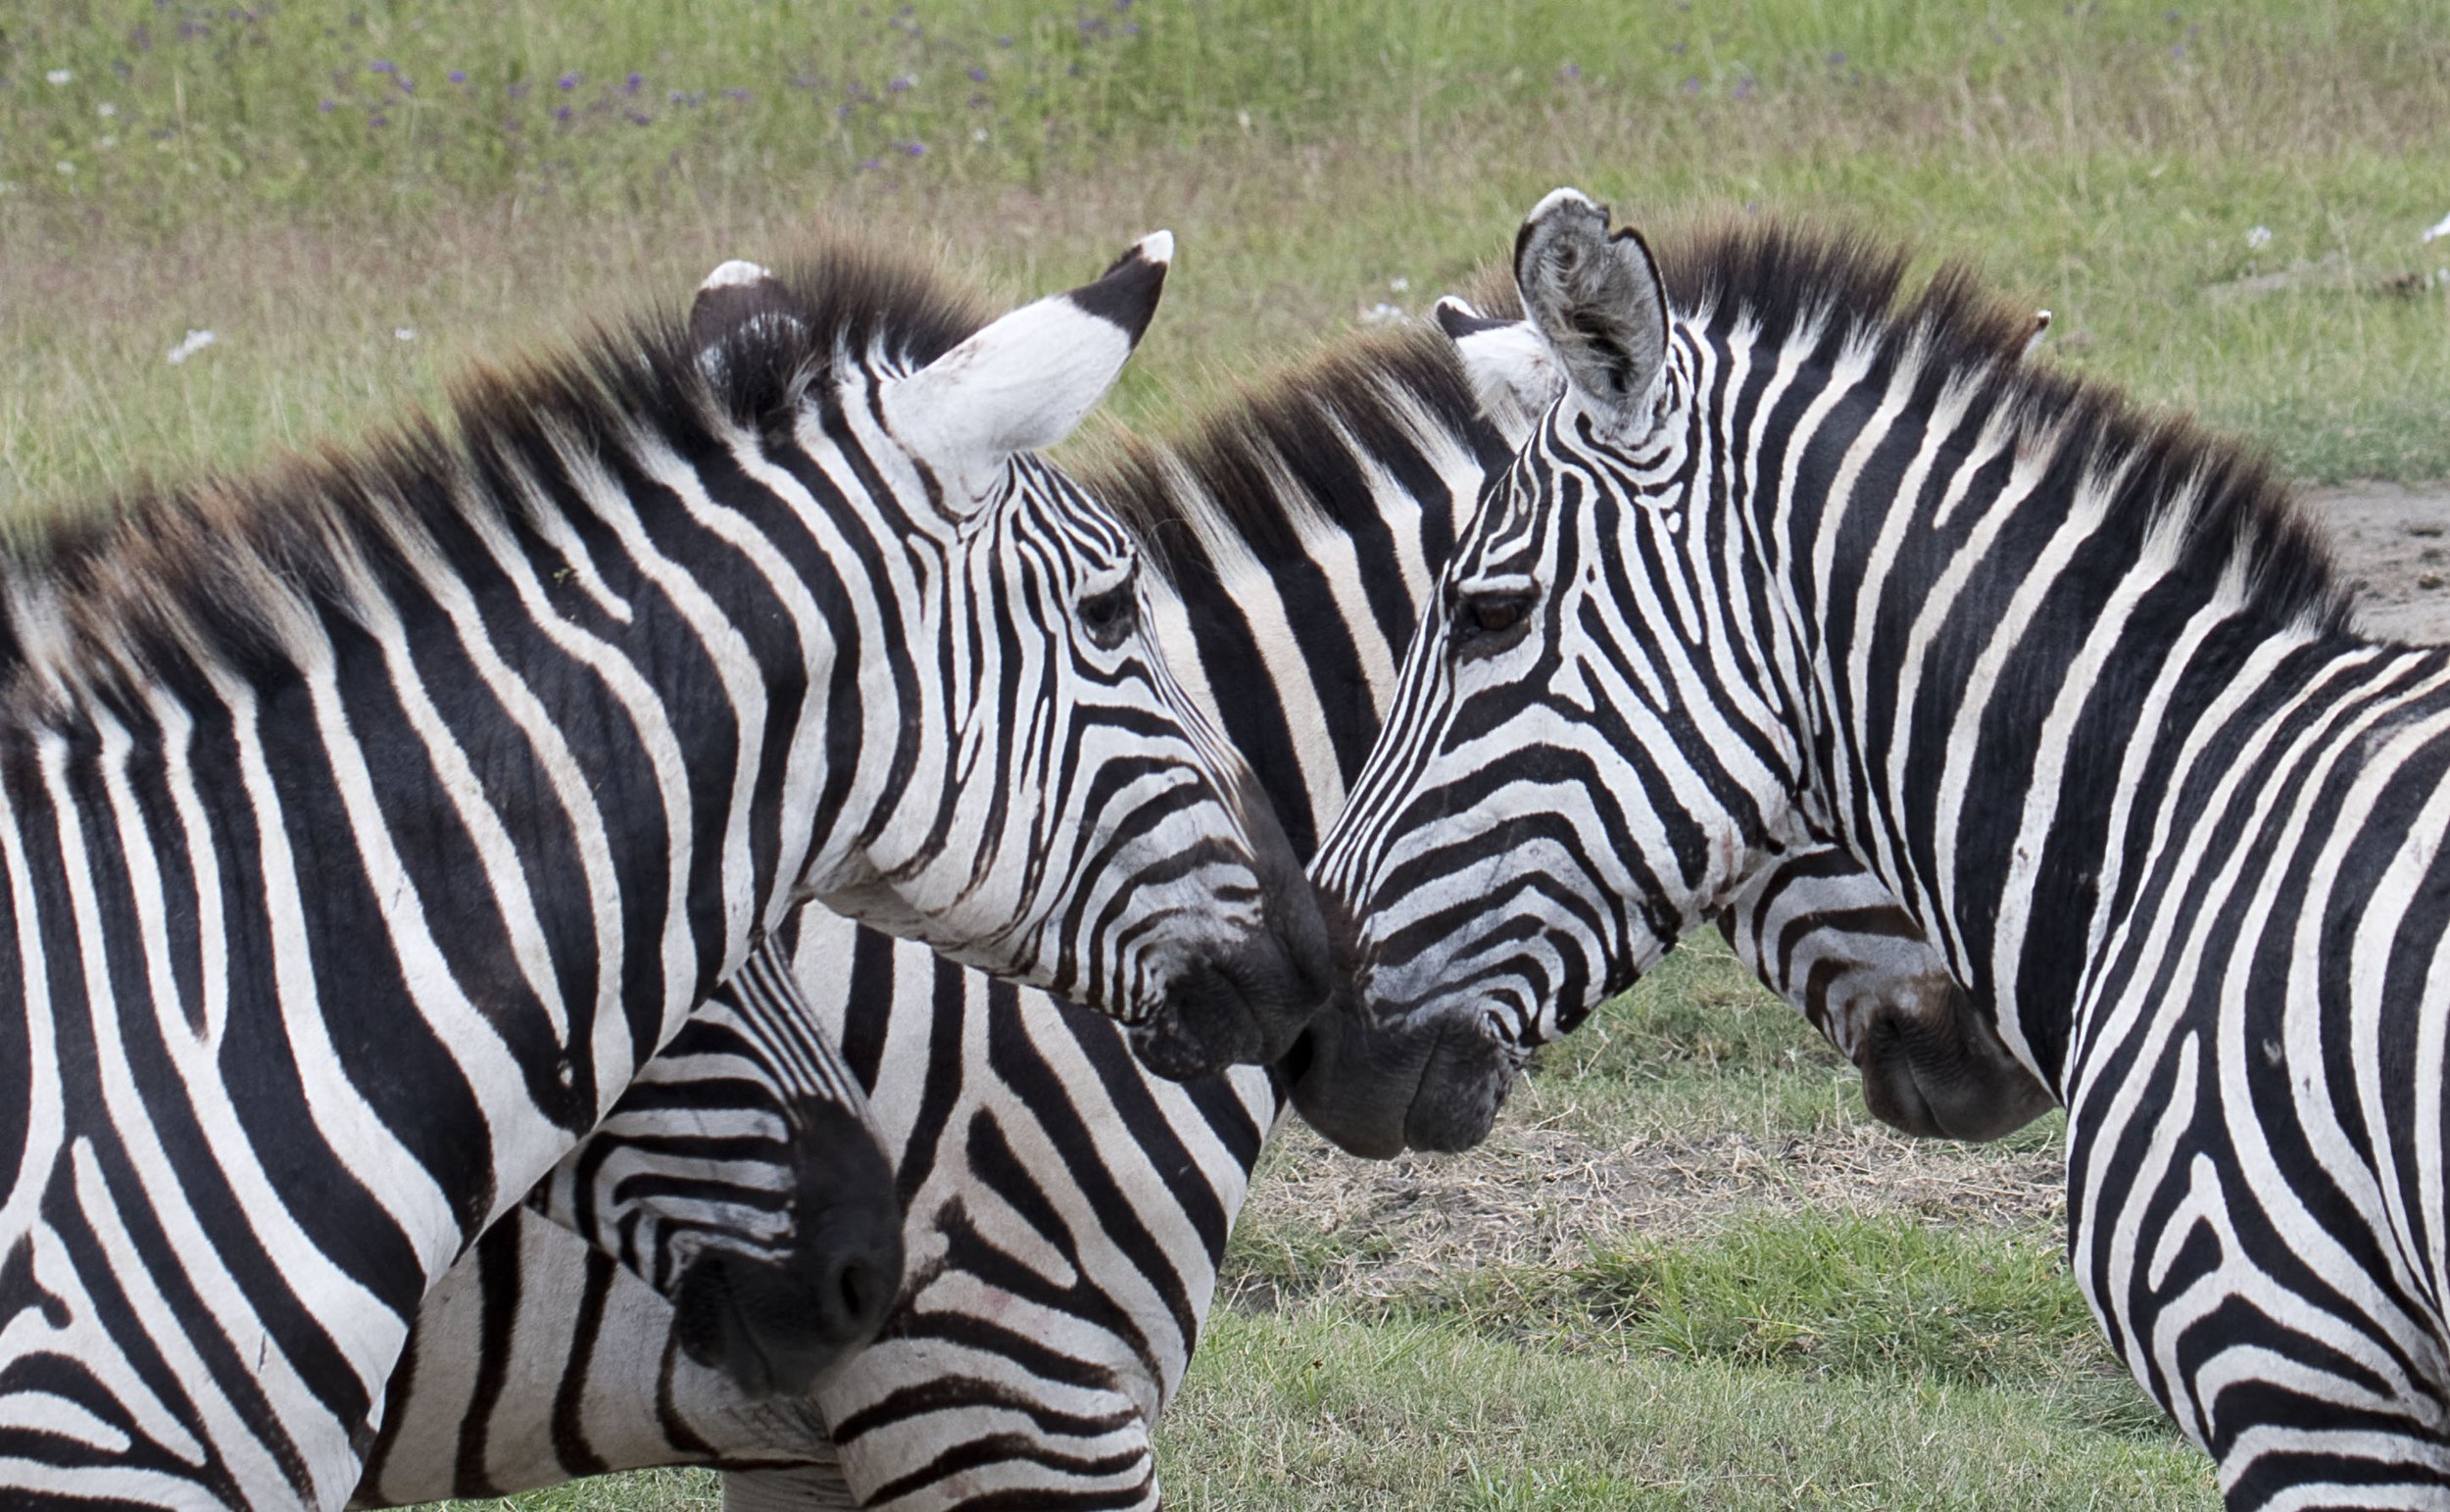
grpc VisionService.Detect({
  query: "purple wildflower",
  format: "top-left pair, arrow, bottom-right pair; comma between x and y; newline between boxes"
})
558,72 -> 580,90
509,80 -> 530,99
968,66 -> 989,82
369,59 -> 395,73
1734,75 -> 1754,99
368,112 -> 388,126
624,72 -> 644,94
1827,50 -> 1846,65
995,33 -> 1013,47
625,109 -> 651,124
396,75 -> 416,94
902,139 -> 925,156
858,156 -> 883,171
448,68 -> 466,84
887,74 -> 913,92
1558,62 -> 1581,81
318,97 -> 335,112
1682,75 -> 1701,94
555,104 -> 572,121
724,85 -> 753,101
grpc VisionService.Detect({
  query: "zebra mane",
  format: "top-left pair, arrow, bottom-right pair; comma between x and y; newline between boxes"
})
0,239 -> 990,728
1470,218 -> 2356,638
1083,325 -> 1500,590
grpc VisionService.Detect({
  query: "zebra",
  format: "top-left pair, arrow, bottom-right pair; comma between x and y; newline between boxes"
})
351,307 -> 2036,1510
521,938 -> 903,1403
1304,186 -> 2450,1507
0,231 -> 1329,1510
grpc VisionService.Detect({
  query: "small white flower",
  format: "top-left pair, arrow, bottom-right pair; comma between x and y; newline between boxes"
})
97,102 -> 118,118
1388,275 -> 1411,293
96,135 -> 117,149
1360,302 -> 1406,326
395,327 -> 417,341
2245,225 -> 2273,249
45,69 -> 74,86
970,126 -> 988,142
55,160 -> 74,174
2423,212 -> 2450,244
167,329 -> 218,365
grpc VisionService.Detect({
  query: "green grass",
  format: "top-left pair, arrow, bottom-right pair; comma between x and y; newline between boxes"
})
8,4 -> 2430,1506
1158,1307 -> 2212,1510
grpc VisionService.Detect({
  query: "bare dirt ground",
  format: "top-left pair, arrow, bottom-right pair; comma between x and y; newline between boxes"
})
2307,482 -> 2450,642
1236,483 -> 2450,1303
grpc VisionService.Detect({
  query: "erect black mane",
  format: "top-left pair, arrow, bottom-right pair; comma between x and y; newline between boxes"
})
1083,325 -> 1503,591
0,239 -> 991,727
1469,217 -> 2356,639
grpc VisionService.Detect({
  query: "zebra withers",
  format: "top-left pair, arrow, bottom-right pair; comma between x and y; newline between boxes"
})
352,317 -> 2028,1511
1307,189 -> 2450,1505
0,233 -> 1325,1510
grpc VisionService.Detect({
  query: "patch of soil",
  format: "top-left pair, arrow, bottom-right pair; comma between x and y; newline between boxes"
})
2303,482 -> 2450,643
1229,1117 -> 2065,1308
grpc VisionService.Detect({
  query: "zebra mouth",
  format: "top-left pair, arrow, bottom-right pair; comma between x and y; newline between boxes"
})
1126,822 -> 1332,1082
1283,997 -> 1515,1158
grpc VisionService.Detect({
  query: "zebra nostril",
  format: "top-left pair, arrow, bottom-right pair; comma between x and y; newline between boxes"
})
836,1256 -> 885,1331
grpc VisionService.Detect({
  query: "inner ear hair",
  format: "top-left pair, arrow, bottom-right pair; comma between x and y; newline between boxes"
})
1515,197 -> 1669,420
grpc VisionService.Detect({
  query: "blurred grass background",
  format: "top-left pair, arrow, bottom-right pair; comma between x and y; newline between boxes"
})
6,0 -> 2449,512
7,2 -> 2441,1504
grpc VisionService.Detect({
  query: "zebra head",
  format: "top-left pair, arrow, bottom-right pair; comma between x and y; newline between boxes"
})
691,241 -> 1327,1078
1298,191 -> 1816,1154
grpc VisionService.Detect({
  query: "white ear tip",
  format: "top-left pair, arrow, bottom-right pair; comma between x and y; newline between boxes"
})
701,259 -> 774,292
1435,296 -> 1481,318
1529,186 -> 1604,223
1133,230 -> 1174,267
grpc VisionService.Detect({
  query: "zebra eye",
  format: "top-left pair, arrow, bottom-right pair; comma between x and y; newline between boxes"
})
1452,590 -> 1534,653
1079,575 -> 1139,651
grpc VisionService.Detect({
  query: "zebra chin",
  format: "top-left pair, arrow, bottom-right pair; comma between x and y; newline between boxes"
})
1850,992 -> 2057,1144
666,1104 -> 906,1400
1279,996 -> 1517,1159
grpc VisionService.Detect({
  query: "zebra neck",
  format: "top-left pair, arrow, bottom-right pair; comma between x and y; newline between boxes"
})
0,431 -> 853,1244
1776,483 -> 2394,1097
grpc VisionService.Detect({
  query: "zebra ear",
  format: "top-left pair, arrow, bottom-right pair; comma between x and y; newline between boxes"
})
1512,188 -> 1670,439
1433,296 -> 1562,446
690,260 -> 807,380
881,231 -> 1171,512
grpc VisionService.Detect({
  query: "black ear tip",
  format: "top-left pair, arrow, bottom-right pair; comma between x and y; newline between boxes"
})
1072,230 -> 1172,347
1434,297 -> 1504,340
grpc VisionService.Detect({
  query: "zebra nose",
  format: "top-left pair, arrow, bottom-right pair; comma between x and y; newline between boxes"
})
668,1110 -> 906,1399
